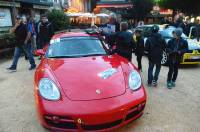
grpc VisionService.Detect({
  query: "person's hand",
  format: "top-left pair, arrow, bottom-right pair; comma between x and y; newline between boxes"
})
15,21 -> 20,27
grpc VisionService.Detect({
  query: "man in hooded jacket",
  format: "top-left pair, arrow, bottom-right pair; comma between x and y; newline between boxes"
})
166,28 -> 188,89
145,25 -> 166,86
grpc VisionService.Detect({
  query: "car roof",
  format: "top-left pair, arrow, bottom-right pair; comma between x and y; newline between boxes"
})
52,32 -> 97,39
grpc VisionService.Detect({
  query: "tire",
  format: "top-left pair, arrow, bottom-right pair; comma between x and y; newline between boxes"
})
161,51 -> 168,65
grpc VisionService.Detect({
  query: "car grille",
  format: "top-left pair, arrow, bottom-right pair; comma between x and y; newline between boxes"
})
44,115 -> 77,129
184,59 -> 200,62
43,102 -> 146,130
81,119 -> 123,130
125,102 -> 146,121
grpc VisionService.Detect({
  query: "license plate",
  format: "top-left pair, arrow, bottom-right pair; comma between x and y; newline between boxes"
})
191,56 -> 200,59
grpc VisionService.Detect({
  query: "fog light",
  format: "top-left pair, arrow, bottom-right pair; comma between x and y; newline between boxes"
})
77,118 -> 83,124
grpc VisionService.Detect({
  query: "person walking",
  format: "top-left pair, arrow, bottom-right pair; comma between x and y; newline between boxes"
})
7,16 -> 36,72
37,14 -> 54,50
134,29 -> 144,71
166,28 -> 188,89
145,25 -> 166,87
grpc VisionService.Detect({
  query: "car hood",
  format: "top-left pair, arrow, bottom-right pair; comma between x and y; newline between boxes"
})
47,55 -> 126,101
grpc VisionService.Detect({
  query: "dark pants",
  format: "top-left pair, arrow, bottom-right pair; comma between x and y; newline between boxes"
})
167,62 -> 179,82
148,61 -> 161,84
11,43 -> 36,69
136,55 -> 143,70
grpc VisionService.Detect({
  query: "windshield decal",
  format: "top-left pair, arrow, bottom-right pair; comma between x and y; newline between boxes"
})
98,68 -> 117,79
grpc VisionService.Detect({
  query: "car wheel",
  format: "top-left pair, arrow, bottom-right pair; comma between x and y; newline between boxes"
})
161,51 -> 168,65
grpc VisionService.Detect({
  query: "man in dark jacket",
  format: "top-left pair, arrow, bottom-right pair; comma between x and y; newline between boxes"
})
7,16 -> 36,72
114,22 -> 134,61
145,25 -> 166,86
37,14 -> 54,49
134,29 -> 144,71
166,28 -> 188,89
102,22 -> 134,61
195,19 -> 200,42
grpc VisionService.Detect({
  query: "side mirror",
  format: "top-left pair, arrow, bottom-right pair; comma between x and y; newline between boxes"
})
35,49 -> 45,56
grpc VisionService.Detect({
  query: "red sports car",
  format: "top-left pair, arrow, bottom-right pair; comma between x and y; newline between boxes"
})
34,31 -> 147,132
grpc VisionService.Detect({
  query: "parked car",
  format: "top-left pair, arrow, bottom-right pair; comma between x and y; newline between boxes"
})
136,25 -> 200,65
34,31 -> 147,131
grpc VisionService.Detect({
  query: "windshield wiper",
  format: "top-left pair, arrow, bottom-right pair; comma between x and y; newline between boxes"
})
81,54 -> 107,57
48,56 -> 80,58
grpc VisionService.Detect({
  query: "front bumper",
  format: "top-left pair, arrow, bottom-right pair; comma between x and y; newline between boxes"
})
181,52 -> 200,64
34,86 -> 147,132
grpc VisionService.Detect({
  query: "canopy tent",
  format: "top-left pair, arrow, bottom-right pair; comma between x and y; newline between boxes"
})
96,13 -> 109,17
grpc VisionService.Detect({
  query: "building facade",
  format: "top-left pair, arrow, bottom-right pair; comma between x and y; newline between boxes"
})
0,0 -> 53,33
94,0 -> 132,14
66,0 -> 92,13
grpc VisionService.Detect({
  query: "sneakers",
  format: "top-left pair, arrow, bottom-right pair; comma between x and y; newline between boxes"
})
171,81 -> 176,87
29,65 -> 36,70
152,80 -> 157,87
167,81 -> 176,89
167,81 -> 173,89
6,67 -> 17,72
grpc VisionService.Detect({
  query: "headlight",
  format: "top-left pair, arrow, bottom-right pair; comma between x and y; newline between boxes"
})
128,70 -> 142,91
38,78 -> 60,101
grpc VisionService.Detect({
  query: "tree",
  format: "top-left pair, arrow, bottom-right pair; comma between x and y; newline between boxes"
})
158,0 -> 200,15
47,9 -> 70,32
127,0 -> 154,20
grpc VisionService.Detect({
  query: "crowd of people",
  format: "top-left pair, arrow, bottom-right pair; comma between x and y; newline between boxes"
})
161,15 -> 200,41
7,12 -> 192,89
98,14 -> 189,89
7,14 -> 54,72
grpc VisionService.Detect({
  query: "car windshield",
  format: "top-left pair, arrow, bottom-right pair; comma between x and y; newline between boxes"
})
47,36 -> 108,58
160,29 -> 188,39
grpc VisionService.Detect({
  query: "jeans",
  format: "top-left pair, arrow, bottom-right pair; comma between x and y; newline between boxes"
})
136,55 -> 143,70
148,61 -> 161,84
167,62 -> 179,82
11,43 -> 36,69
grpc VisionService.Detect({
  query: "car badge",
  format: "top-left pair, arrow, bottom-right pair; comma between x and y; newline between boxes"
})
77,118 -> 83,124
98,68 -> 117,79
96,89 -> 101,94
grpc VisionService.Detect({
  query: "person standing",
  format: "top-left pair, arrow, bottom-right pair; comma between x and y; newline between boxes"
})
7,16 -> 36,72
145,25 -> 166,87
37,14 -> 54,50
195,19 -> 200,42
166,28 -> 188,89
134,29 -> 144,71
102,22 -> 134,61
28,17 -> 37,54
